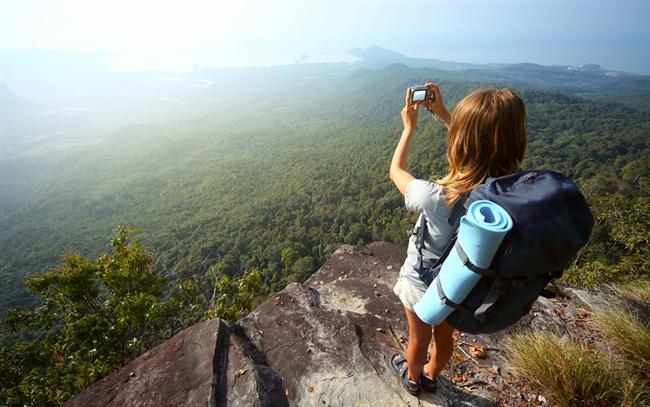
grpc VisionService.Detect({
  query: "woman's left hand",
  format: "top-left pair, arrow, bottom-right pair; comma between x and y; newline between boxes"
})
420,82 -> 451,127
401,87 -> 419,132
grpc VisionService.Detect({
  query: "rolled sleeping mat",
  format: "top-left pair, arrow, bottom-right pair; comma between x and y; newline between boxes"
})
413,200 -> 513,326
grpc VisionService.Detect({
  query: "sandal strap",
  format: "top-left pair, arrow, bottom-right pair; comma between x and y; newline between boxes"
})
420,373 -> 437,392
390,354 -> 420,392
403,368 -> 419,385
391,354 -> 406,366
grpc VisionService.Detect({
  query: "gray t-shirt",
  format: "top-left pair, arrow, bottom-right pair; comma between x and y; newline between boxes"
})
399,179 -> 456,292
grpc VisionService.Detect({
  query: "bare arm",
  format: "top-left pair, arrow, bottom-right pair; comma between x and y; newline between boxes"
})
390,83 -> 451,195
389,89 -> 418,195
389,128 -> 416,195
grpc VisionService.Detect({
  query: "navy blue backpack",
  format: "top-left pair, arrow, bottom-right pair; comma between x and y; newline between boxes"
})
414,170 -> 594,334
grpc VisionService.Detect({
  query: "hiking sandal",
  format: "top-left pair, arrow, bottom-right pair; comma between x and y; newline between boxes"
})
420,372 -> 437,393
389,354 -> 420,396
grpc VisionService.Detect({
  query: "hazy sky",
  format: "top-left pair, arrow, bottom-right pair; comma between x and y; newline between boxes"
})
1,0 -> 649,73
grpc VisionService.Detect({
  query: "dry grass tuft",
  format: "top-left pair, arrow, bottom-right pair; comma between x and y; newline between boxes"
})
593,307 -> 650,376
506,331 -> 648,406
616,280 -> 650,304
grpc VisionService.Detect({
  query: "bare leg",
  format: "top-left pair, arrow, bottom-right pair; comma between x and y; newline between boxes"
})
423,321 -> 454,378
404,306 -> 432,382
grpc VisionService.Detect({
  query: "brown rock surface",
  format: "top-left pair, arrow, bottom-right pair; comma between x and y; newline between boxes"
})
66,317 -> 287,407
66,242 -> 628,406
66,318 -> 226,407
237,242 -> 495,406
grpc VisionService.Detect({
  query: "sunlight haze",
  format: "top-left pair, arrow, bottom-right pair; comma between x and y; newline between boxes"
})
2,0 -> 649,73
1,1 -> 649,404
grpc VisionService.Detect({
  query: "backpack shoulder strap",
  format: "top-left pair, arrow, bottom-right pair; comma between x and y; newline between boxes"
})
414,195 -> 468,280
447,195 -> 468,227
414,214 -> 427,274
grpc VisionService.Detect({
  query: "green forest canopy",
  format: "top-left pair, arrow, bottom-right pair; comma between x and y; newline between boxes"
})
1,64 -> 649,314
0,61 -> 648,406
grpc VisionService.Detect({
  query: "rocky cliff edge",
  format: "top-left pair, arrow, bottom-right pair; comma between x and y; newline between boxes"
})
65,242 -> 635,406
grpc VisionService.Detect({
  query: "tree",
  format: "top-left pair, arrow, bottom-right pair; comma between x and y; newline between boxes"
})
288,256 -> 315,283
0,226 -> 207,406
562,194 -> 649,287
281,247 -> 299,272
207,268 -> 262,322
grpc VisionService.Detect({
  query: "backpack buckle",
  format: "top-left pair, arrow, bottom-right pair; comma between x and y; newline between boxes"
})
511,276 -> 527,288
524,171 -> 539,182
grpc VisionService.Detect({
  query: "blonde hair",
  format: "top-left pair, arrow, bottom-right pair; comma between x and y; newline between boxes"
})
438,88 -> 527,206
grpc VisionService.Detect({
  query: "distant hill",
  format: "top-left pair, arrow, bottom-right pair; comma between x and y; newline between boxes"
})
348,45 -> 498,71
0,81 -> 39,125
1,49 -> 648,159
349,46 -> 650,111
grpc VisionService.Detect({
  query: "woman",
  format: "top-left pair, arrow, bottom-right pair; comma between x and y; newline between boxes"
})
388,83 -> 527,395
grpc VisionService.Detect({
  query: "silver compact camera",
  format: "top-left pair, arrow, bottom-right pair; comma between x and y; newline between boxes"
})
410,85 -> 434,103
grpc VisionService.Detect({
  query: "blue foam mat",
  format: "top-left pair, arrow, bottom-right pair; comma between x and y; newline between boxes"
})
413,200 -> 513,325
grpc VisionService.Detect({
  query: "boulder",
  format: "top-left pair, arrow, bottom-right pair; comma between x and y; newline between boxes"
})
66,318 -> 226,407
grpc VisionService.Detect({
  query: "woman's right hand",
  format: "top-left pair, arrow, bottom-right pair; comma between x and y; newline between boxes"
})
401,87 -> 419,132
420,83 -> 451,127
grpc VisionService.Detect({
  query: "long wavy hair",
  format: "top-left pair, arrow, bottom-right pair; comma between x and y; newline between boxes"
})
438,88 -> 527,206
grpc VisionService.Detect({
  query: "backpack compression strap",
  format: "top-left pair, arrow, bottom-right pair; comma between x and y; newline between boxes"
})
435,276 -> 473,314
454,243 -> 498,278
434,241 -> 500,320
474,277 -> 510,322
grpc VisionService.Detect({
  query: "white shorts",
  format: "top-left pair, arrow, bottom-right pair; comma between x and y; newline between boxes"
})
393,276 -> 427,312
